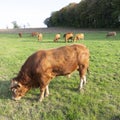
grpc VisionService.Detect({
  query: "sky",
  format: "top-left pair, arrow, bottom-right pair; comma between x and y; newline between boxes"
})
0,0 -> 80,29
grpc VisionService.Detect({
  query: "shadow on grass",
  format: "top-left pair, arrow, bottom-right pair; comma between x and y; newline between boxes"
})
110,115 -> 120,120
0,76 -> 80,101
21,39 -> 66,43
0,80 -> 39,101
50,77 -> 79,93
0,80 -> 11,100
38,41 -> 65,43
20,39 -> 37,42
23,89 -> 40,101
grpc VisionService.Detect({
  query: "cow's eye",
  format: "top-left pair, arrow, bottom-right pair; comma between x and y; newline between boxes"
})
17,84 -> 20,88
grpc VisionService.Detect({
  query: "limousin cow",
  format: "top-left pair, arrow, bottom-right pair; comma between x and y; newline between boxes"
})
37,33 -> 43,41
18,33 -> 22,38
74,33 -> 84,42
31,32 -> 38,37
63,32 -> 74,42
106,32 -> 116,37
10,44 -> 90,102
54,34 -> 61,42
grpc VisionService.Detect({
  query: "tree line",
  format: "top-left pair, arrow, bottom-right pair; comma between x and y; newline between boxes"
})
44,0 -> 120,28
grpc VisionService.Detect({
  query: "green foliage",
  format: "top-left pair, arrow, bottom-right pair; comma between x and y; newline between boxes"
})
45,0 -> 120,28
11,21 -> 20,29
0,31 -> 120,120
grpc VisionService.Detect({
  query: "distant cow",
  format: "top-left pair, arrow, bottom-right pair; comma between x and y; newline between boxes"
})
18,33 -> 22,38
54,34 -> 61,42
31,32 -> 38,37
74,33 -> 84,42
37,33 -> 43,41
106,32 -> 116,37
10,44 -> 90,102
63,32 -> 74,42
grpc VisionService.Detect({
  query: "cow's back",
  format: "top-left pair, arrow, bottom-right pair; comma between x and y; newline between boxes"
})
37,44 -> 89,76
20,44 -> 89,77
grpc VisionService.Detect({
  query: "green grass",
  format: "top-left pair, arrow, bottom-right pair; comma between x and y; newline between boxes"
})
0,31 -> 120,120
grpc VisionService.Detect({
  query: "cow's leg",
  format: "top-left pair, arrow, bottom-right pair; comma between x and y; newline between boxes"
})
39,87 -> 45,102
45,85 -> 49,97
79,77 -> 84,90
83,76 -> 87,85
79,75 -> 86,90
78,65 -> 87,90
39,75 -> 51,102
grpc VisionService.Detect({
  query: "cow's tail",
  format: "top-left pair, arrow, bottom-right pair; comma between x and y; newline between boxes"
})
63,34 -> 66,38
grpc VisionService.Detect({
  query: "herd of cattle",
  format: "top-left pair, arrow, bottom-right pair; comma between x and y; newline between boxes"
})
18,32 -> 85,42
18,31 -> 117,43
10,31 -> 117,102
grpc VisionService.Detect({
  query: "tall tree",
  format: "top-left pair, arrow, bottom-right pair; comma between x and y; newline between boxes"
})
11,21 -> 20,29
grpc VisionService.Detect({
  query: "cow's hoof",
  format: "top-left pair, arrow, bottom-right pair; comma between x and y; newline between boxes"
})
39,99 -> 43,102
45,94 -> 49,97
39,97 -> 44,102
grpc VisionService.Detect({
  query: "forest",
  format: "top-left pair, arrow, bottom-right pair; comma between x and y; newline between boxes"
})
44,0 -> 120,28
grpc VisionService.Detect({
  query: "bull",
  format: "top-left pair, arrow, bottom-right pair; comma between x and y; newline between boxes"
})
10,44 -> 90,102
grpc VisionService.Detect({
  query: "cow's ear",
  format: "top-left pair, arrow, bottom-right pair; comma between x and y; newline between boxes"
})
10,79 -> 18,88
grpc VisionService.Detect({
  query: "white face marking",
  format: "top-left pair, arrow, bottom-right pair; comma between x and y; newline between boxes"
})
10,80 -> 18,88
12,88 -> 17,93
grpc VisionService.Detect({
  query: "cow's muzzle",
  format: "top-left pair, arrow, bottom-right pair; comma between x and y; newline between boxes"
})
12,96 -> 21,101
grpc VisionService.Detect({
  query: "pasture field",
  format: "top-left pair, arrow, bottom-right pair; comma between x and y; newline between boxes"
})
0,31 -> 120,120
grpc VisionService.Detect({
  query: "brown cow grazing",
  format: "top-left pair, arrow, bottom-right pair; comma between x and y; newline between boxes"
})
63,32 -> 74,42
31,32 -> 38,37
37,33 -> 43,41
18,33 -> 22,38
54,34 -> 61,42
74,33 -> 84,42
106,32 -> 116,37
10,44 -> 90,102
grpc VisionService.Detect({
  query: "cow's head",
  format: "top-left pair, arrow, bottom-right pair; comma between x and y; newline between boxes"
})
10,79 -> 29,101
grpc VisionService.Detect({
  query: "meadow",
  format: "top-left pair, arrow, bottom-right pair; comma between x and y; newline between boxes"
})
0,31 -> 120,120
